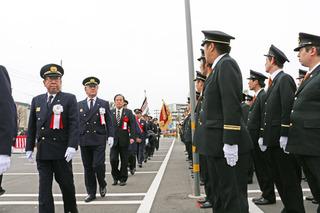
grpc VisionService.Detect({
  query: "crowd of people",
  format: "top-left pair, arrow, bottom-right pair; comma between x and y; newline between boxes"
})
0,64 -> 161,213
179,31 -> 320,213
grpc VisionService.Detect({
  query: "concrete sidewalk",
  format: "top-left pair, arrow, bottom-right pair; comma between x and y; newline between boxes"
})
151,138 -> 210,213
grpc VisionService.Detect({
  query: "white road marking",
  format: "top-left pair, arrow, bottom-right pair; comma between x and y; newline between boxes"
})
1,193 -> 146,197
0,201 -> 141,205
248,198 -> 264,213
137,139 -> 175,213
248,188 -> 311,193
4,171 -> 158,175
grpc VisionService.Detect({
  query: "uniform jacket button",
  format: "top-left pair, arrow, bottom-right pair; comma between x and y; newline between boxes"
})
53,138 -> 56,141
42,137 -> 45,140
86,130 -> 90,133
41,127 -> 44,130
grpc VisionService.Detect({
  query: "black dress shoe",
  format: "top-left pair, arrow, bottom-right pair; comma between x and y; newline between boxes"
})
84,194 -> 96,202
200,201 -> 213,209
119,181 -> 127,186
130,168 -> 136,175
312,199 -> 319,204
99,186 -> 107,197
197,198 -> 207,204
306,195 -> 314,201
138,164 -> 142,168
112,180 -> 118,185
252,197 -> 263,202
254,197 -> 276,205
0,188 -> 5,196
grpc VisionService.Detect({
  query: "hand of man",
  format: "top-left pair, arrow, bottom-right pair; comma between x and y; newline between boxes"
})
279,136 -> 289,154
107,137 -> 114,148
26,151 -> 33,162
223,144 -> 238,167
0,155 -> 11,175
258,137 -> 267,152
64,147 -> 76,162
130,139 -> 134,144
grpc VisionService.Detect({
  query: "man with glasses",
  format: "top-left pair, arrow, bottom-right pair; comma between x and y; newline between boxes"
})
26,64 -> 79,213
78,77 -> 114,202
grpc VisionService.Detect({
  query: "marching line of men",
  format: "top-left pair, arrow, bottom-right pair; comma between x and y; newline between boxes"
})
0,63 -> 161,213
180,31 -> 320,213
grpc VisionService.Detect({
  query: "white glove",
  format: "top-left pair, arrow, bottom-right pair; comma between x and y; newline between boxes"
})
107,137 -> 114,148
64,147 -> 76,162
26,151 -> 33,162
145,138 -> 149,145
0,155 -> 11,175
223,144 -> 238,167
279,136 -> 289,154
258,137 -> 267,152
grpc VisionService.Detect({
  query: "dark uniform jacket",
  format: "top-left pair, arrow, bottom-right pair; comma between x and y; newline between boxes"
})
0,66 -> 16,156
26,92 -> 79,160
193,96 -> 207,155
111,108 -> 136,147
247,90 -> 266,131
203,54 -> 252,157
287,65 -> 320,156
78,98 -> 114,146
183,114 -> 192,143
136,119 -> 147,140
261,71 -> 296,147
241,102 -> 250,125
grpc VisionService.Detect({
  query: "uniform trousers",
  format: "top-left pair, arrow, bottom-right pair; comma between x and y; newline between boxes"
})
80,145 -> 106,195
37,159 -> 77,213
110,144 -> 129,182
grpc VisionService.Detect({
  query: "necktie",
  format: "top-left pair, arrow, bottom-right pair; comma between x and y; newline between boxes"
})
268,77 -> 273,88
89,98 -> 94,110
116,110 -> 121,125
47,95 -> 53,108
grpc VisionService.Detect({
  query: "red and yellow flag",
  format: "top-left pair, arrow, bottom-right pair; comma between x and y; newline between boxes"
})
159,100 -> 172,131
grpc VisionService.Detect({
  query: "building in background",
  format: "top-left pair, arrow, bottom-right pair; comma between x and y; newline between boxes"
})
15,102 -> 31,134
167,103 -> 188,130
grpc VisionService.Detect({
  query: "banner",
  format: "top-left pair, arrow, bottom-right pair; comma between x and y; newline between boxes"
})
159,101 -> 172,131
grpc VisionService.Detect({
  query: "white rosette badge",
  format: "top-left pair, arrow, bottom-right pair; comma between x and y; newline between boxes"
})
50,104 -> 64,129
99,107 -> 106,125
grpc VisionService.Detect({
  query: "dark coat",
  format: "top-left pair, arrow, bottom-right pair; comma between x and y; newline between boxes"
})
261,71 -> 296,147
78,98 -> 114,146
202,54 -> 252,157
26,92 -> 79,160
110,108 -> 136,147
0,65 -> 17,156
287,65 -> 320,156
247,90 -> 266,131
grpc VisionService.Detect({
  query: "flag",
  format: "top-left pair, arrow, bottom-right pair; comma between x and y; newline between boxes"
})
140,97 -> 149,115
159,101 -> 172,131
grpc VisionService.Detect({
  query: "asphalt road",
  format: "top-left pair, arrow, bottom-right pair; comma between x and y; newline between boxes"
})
1,138 -> 318,213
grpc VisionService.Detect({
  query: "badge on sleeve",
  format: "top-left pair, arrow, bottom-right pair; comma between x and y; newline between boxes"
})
36,107 -> 41,112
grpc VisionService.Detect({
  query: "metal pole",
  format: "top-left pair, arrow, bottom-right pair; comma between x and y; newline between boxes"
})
184,0 -> 200,197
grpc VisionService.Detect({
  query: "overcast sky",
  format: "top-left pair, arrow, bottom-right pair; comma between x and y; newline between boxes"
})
1,0 -> 318,115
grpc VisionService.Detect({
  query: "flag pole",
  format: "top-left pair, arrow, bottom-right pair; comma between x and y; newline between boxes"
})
184,0 -> 201,198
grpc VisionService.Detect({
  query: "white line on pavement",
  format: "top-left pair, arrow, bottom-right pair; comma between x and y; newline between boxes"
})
248,198 -> 264,213
248,188 -> 311,193
24,161 -> 163,166
0,201 -> 142,205
4,171 -> 158,175
1,193 -> 146,197
137,139 -> 175,213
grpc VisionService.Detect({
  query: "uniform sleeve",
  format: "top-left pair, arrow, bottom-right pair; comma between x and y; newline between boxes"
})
0,67 -> 16,155
67,95 -> 80,149
259,92 -> 266,138
26,98 -> 37,152
105,101 -> 115,138
280,75 -> 296,136
128,110 -> 136,139
218,60 -> 242,145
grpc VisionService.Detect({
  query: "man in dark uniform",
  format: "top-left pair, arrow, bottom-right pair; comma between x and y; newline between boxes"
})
78,77 -> 114,202
259,45 -> 304,213
110,94 -> 137,186
134,109 -> 147,168
296,69 -> 307,87
26,64 -> 79,213
246,70 -> 276,205
287,32 -> 320,212
182,102 -> 192,165
0,65 -> 17,195
193,70 -> 213,209
201,30 -> 252,213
